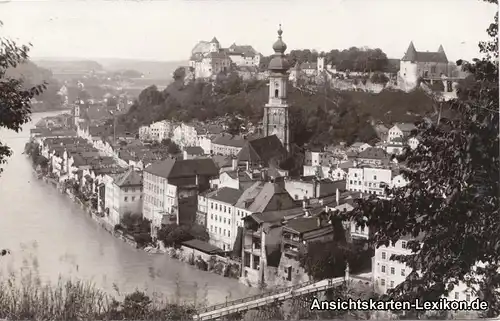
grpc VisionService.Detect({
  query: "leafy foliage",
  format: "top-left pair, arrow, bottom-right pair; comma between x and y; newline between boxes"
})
157,223 -> 209,248
160,138 -> 180,154
343,3 -> 499,317
119,71 -> 434,147
0,22 -> 47,175
260,47 -> 390,73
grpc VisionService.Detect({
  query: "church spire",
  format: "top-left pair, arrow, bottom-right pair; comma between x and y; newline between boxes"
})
268,25 -> 290,72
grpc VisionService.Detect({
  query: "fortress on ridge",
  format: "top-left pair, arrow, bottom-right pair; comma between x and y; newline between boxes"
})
189,37 -> 261,79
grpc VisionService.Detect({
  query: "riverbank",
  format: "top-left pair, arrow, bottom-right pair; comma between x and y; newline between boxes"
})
37,169 -> 243,283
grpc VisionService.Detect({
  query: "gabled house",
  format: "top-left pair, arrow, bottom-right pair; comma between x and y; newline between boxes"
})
237,135 -> 287,170
104,167 -> 143,227
143,158 -> 219,236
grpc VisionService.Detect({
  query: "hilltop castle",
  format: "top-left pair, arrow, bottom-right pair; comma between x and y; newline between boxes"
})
189,37 -> 261,79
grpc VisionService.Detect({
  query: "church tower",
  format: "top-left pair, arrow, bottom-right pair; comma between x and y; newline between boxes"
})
263,25 -> 291,152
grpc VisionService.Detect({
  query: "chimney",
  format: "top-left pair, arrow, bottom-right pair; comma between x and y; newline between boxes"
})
195,173 -> 199,186
232,157 -> 238,170
316,216 -> 321,227
302,197 -> 307,209
183,150 -> 188,160
246,161 -> 250,171
336,189 -> 340,206
319,199 -> 324,206
344,262 -> 350,282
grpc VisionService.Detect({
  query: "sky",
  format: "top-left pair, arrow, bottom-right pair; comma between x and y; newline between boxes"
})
0,0 -> 497,62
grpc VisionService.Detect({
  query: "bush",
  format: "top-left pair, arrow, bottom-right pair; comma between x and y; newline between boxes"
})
0,269 -> 197,320
370,72 -> 389,84
157,223 -> 209,248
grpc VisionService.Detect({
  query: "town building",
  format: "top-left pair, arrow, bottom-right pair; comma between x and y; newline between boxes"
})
388,123 -> 417,143
142,158 -> 219,236
373,235 -> 478,318
206,180 -> 296,252
103,167 -> 143,227
278,215 -> 334,284
284,176 -> 344,201
356,147 -> 389,167
346,166 -> 392,195
211,134 -> 246,156
183,146 -> 205,160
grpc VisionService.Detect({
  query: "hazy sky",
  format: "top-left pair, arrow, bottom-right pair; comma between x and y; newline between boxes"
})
0,0 -> 497,62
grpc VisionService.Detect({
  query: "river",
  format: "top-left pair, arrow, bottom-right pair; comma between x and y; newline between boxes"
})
0,111 -> 259,305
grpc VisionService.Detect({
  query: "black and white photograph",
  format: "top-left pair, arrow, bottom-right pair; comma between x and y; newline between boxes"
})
0,0 -> 498,320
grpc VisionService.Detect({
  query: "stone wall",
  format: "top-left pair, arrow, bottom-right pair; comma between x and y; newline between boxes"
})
169,246 -> 241,279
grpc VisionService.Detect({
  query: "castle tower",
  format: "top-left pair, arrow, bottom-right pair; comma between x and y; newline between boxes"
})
317,55 -> 325,73
210,37 -> 220,53
263,25 -> 291,153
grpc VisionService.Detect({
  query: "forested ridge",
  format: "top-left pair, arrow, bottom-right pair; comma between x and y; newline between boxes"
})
118,72 -> 437,146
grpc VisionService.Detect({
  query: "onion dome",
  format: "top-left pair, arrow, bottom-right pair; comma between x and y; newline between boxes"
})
268,24 -> 290,72
272,25 -> 287,54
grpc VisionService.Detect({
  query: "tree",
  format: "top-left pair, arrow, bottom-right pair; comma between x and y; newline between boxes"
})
172,67 -> 186,82
226,115 -> 243,135
0,21 -> 46,175
167,141 -> 180,155
343,3 -> 499,317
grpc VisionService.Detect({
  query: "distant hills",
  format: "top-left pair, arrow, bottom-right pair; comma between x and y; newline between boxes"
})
33,57 -> 188,80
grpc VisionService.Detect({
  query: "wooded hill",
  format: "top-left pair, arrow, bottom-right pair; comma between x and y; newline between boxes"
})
118,72 -> 437,147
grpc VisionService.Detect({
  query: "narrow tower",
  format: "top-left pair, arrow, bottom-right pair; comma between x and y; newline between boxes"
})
263,25 -> 291,152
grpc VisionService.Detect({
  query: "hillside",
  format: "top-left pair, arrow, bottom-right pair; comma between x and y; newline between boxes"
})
93,58 -> 188,79
118,74 -> 437,146
5,61 -> 65,112
33,59 -> 104,73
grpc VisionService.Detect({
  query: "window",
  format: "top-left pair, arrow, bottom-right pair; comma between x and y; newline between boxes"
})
431,66 -> 436,73
224,206 -> 226,213
211,214 -> 213,219
224,218 -> 226,224
124,196 -> 128,201
211,202 -> 213,209
228,231 -> 230,237
215,215 -> 218,221
228,208 -> 231,214
401,241 -> 407,249
131,196 -> 135,201
219,227 -> 221,233
215,204 -> 218,210
381,252 -> 386,260
381,265 -> 386,273
210,225 -> 213,232
274,89 -> 279,98
466,294 -> 471,302
381,279 -> 386,286
401,269 -> 406,276
223,229 -> 226,236
228,219 -> 231,225
455,292 -> 459,300
390,281 -> 394,288
124,188 -> 128,192
373,175 -> 377,180
391,267 -> 395,275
